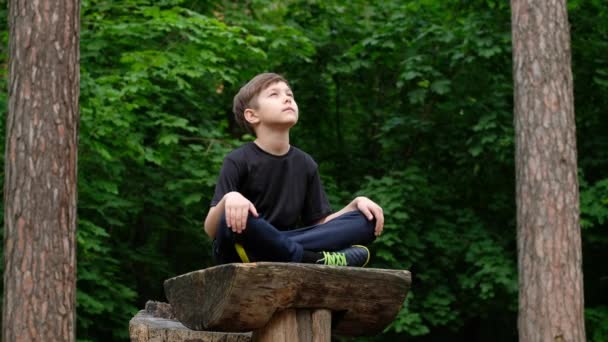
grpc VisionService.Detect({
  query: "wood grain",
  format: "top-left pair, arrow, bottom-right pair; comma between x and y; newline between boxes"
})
250,308 -> 331,342
129,304 -> 251,342
164,262 -> 411,336
311,309 -> 331,342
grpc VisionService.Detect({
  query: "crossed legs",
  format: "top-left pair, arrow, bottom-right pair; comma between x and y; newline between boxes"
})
213,211 -> 376,264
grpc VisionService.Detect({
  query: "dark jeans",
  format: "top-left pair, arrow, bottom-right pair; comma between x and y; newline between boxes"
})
213,210 -> 376,264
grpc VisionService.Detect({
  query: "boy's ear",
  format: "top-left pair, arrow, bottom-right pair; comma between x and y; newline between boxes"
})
244,108 -> 260,125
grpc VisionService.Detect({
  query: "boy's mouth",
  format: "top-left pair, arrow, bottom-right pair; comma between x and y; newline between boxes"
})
282,107 -> 296,112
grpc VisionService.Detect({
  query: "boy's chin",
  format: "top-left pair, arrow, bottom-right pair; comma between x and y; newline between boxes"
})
284,113 -> 298,122
286,118 -> 298,128
274,118 -> 298,129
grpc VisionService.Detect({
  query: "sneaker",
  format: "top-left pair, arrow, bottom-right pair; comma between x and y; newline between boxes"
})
317,245 -> 370,267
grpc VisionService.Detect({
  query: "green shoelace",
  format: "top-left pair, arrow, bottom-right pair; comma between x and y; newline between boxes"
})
321,251 -> 347,266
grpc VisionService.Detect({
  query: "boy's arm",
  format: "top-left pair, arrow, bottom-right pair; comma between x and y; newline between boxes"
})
317,196 -> 384,237
204,197 -> 227,239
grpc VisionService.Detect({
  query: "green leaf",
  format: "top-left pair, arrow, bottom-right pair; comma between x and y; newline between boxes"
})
430,79 -> 451,95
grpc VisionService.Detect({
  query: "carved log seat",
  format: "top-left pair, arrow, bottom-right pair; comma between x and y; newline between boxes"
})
164,262 -> 411,341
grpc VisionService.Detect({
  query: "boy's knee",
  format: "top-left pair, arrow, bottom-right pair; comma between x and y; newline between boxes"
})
244,214 -> 269,230
340,210 -> 376,238
351,210 -> 376,225
354,211 -> 377,239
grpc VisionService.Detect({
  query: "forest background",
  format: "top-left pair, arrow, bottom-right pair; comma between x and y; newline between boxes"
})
0,0 -> 606,341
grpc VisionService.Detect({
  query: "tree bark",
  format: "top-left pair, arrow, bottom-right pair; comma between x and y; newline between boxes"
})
511,1 -> 585,341
3,0 -> 80,341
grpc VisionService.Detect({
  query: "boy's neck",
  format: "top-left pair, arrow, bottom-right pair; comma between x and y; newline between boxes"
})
253,129 -> 290,156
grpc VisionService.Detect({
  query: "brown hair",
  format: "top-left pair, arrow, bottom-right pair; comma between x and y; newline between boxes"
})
233,73 -> 289,135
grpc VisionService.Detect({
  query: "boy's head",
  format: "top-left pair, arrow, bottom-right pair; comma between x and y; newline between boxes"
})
233,73 -> 292,135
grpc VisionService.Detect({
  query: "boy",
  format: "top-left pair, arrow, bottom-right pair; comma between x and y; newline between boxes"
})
204,73 -> 384,266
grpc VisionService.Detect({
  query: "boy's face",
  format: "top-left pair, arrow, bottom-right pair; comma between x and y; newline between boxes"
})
246,81 -> 299,130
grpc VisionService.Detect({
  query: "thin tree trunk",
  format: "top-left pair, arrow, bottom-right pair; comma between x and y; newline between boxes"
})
511,0 -> 585,341
4,0 -> 80,341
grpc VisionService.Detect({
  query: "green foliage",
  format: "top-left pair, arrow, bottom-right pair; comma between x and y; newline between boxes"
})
77,220 -> 138,339
586,306 -> 608,342
581,178 -> 608,231
74,0 -> 317,339
0,0 -> 607,340
357,168 -> 517,336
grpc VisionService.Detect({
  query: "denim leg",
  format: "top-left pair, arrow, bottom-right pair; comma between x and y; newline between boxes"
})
213,213 -> 304,264
284,211 -> 376,252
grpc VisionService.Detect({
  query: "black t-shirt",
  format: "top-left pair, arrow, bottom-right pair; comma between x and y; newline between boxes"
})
210,142 -> 332,230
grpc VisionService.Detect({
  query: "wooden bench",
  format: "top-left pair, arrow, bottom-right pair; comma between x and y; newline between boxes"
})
163,262 -> 411,341
129,301 -> 251,341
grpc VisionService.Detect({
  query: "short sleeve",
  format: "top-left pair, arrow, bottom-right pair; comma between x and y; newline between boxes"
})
210,157 -> 242,206
301,167 -> 332,225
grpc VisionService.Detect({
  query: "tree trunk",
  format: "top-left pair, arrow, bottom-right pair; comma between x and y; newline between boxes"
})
511,1 -> 585,341
3,0 -> 80,341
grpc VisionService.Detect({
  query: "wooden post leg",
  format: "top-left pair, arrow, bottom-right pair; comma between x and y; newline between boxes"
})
312,309 -> 331,342
253,309 -> 298,342
252,309 -> 332,342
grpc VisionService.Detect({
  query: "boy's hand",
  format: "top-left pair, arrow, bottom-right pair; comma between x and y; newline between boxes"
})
355,196 -> 384,237
224,192 -> 259,234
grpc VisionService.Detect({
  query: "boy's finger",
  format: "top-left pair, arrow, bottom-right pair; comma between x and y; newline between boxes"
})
227,207 -> 235,231
233,208 -> 240,232
231,207 -> 238,231
375,217 -> 384,235
249,203 -> 259,217
235,207 -> 243,231
369,205 -> 378,217
240,207 -> 248,232
361,207 -> 373,220
376,208 -> 384,232
370,207 -> 383,235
